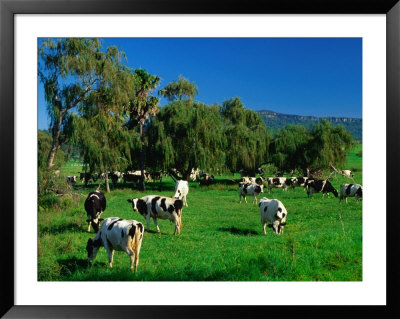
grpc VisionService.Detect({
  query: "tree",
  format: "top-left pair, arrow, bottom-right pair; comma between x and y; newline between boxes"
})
306,119 -> 354,170
38,38 -> 128,168
126,69 -> 161,191
147,100 -> 225,180
270,125 -> 311,173
158,75 -> 199,102
221,97 -> 271,174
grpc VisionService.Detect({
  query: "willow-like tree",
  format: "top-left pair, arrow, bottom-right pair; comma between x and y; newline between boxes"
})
306,119 -> 354,170
70,44 -> 135,192
270,125 -> 311,173
158,75 -> 198,102
221,97 -> 271,175
126,69 -> 161,191
147,100 -> 225,180
38,38 -> 122,168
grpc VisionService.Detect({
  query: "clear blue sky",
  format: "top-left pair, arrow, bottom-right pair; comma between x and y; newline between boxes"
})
38,38 -> 362,130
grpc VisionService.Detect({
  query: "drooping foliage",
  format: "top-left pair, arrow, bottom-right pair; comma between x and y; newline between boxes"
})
306,119 -> 354,170
147,100 -> 225,179
158,75 -> 199,102
221,97 -> 271,174
270,125 -> 311,172
38,38 -> 130,168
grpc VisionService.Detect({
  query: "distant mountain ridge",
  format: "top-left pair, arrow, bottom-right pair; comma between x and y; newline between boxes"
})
256,109 -> 362,141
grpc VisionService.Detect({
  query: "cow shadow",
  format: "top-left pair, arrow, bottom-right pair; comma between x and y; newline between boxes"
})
217,227 -> 259,236
58,257 -> 92,276
39,222 -> 82,235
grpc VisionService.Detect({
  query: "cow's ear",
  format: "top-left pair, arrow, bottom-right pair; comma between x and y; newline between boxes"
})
127,199 -> 133,203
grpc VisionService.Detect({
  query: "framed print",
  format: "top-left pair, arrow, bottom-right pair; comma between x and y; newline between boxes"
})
1,0 -> 399,318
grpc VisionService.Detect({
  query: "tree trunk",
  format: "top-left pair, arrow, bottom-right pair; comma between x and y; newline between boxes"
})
105,172 -> 110,193
47,112 -> 63,168
139,123 -> 146,191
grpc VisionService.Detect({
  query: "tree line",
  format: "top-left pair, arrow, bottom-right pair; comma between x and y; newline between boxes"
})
38,38 -> 354,192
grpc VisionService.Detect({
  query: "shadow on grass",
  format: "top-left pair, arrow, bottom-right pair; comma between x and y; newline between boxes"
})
58,257 -> 91,277
217,226 -> 259,236
39,222 -> 82,235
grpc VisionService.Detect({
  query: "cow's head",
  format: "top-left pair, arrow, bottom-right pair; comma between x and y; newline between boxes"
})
127,198 -> 139,211
86,237 -> 102,262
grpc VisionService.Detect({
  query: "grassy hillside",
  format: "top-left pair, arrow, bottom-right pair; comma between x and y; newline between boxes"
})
38,147 -> 362,281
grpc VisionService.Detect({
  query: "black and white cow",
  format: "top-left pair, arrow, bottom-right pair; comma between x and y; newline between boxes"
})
128,195 -> 184,235
339,184 -> 363,203
66,175 -> 77,185
84,190 -> 106,233
306,179 -> 338,198
295,176 -> 309,190
342,170 -> 354,178
258,197 -> 288,235
174,180 -> 189,207
86,217 -> 144,272
266,177 -> 297,193
238,182 -> 264,204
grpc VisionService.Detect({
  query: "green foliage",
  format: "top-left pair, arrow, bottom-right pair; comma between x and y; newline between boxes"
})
307,119 -> 354,170
148,100 -> 225,175
38,130 -> 68,169
221,97 -> 272,173
159,75 -> 199,102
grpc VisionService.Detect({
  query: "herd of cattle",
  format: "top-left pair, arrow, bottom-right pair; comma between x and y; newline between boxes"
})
82,172 -> 362,272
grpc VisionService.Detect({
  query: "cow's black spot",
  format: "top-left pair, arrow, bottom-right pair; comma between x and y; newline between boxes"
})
86,239 -> 93,256
273,178 -> 281,185
107,218 -> 122,231
274,212 -> 280,220
137,223 -> 144,233
160,198 -> 167,211
151,197 -> 161,215
168,205 -> 175,214
174,199 -> 183,211
255,186 -> 261,194
121,230 -> 124,238
137,199 -> 147,215
242,183 -> 249,194
282,213 -> 286,218
129,224 -> 136,238
346,184 -> 353,195
258,202 -> 262,207
264,206 -> 268,212
356,187 -> 362,197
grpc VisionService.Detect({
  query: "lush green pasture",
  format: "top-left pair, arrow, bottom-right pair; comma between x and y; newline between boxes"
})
38,149 -> 362,281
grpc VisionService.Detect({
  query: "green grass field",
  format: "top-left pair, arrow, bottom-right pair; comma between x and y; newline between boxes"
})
38,147 -> 362,281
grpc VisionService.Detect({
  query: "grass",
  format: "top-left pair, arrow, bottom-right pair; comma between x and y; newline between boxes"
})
38,147 -> 362,281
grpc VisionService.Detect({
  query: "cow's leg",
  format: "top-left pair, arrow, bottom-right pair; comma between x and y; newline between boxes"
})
87,221 -> 91,232
152,217 -> 161,233
145,214 -> 151,232
134,238 -> 143,272
126,248 -> 135,272
184,195 -> 188,207
346,197 -> 348,204
244,195 -> 247,204
262,220 -> 267,235
103,242 -> 113,268
172,214 -> 180,235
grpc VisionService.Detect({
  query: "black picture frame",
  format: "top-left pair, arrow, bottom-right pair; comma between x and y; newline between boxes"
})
1,0 -> 399,318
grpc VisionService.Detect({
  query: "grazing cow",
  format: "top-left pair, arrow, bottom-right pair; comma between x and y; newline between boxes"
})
86,217 -> 144,272
66,176 -> 77,185
84,190 -> 106,233
109,171 -> 123,186
258,197 -> 288,235
174,180 -> 189,207
342,170 -> 354,177
123,171 -> 141,184
128,196 -> 184,235
239,182 -> 264,204
150,171 -> 162,182
295,176 -> 309,189
189,168 -> 199,181
306,179 -> 338,198
79,172 -> 92,183
339,184 -> 363,203
266,177 -> 296,193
